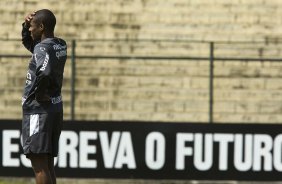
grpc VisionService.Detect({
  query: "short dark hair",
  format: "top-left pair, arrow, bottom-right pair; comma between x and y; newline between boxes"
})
34,9 -> 56,32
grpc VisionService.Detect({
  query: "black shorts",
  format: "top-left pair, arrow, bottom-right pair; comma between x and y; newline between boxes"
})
21,112 -> 63,158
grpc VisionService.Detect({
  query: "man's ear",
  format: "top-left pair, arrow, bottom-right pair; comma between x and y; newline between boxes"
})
40,23 -> 44,31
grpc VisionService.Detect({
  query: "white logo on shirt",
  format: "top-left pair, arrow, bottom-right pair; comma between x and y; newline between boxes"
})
40,53 -> 49,71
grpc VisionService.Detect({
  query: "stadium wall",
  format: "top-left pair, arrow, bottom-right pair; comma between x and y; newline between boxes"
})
0,0 -> 282,123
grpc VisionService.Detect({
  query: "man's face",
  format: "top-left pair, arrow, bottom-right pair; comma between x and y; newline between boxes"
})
29,18 -> 42,41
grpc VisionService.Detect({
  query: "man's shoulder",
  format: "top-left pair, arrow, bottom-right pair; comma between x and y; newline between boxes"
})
34,38 -> 67,53
54,37 -> 67,44
43,38 -> 67,50
34,42 -> 50,54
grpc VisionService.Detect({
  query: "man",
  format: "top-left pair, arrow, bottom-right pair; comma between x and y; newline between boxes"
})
21,9 -> 67,184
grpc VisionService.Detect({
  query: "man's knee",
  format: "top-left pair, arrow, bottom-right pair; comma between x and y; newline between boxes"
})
29,154 -> 49,172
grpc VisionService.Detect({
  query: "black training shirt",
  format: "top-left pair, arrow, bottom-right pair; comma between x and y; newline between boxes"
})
21,23 -> 67,114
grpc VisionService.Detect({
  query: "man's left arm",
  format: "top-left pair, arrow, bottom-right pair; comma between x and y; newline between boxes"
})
34,45 -> 52,102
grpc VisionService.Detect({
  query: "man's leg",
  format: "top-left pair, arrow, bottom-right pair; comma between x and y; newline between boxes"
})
30,154 -> 52,184
48,155 -> 56,184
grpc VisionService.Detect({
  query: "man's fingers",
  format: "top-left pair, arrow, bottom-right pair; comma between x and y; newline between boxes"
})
25,18 -> 31,23
25,12 -> 36,22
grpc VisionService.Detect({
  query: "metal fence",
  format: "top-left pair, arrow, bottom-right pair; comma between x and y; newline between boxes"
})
69,39 -> 282,123
1,39 -> 282,123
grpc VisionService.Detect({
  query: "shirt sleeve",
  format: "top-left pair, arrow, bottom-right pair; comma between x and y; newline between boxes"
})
21,22 -> 37,53
34,45 -> 52,101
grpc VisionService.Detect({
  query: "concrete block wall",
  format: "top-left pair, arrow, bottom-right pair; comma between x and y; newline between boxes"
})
0,0 -> 282,123
71,57 -> 210,122
1,0 -> 282,42
214,60 -> 282,123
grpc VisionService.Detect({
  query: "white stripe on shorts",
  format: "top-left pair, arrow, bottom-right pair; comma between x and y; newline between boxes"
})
30,114 -> 39,136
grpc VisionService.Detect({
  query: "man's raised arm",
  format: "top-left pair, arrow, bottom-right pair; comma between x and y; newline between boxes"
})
21,12 -> 37,53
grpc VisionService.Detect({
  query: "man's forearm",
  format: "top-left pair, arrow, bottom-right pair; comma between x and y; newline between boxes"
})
21,23 -> 36,53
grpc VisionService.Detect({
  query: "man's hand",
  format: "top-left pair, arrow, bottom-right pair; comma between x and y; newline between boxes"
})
24,11 -> 36,28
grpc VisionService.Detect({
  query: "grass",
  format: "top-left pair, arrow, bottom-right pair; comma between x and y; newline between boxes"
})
0,178 -> 33,184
